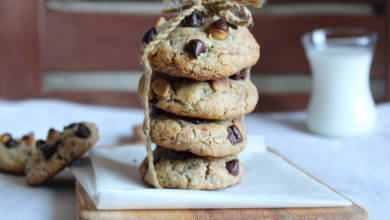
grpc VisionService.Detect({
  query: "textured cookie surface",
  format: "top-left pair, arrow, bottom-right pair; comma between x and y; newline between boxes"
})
0,133 -> 35,174
138,72 -> 258,120
140,147 -> 243,190
148,16 -> 260,80
25,122 -> 99,185
150,112 -> 246,157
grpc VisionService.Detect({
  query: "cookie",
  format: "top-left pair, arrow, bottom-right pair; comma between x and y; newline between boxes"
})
139,147 -> 243,190
138,72 -> 258,120
25,122 -> 99,186
0,133 -> 35,174
146,15 -> 260,80
150,112 -> 246,157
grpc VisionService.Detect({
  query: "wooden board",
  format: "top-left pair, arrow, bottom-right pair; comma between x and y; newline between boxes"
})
76,147 -> 368,220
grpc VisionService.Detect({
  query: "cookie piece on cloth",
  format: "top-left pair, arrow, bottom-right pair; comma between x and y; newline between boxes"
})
140,147 -> 244,190
25,122 -> 99,186
150,112 -> 246,157
138,72 -> 258,120
148,17 -> 259,80
0,133 -> 36,174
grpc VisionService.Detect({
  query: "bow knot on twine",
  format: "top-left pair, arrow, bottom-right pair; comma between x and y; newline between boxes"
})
141,0 -> 264,189
164,0 -> 264,27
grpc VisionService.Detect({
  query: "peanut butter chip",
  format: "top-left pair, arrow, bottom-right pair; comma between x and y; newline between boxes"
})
209,19 -> 229,40
232,119 -> 242,127
47,128 -> 60,140
0,134 -> 11,144
210,77 -> 231,92
155,17 -> 167,28
152,77 -> 171,97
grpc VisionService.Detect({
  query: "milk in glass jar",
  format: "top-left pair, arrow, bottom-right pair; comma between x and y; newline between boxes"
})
302,28 -> 377,137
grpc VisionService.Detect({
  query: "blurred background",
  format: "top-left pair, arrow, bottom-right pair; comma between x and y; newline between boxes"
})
1,0 -> 389,112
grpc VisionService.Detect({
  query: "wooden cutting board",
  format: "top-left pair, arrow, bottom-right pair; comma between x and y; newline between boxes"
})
76,147 -> 368,220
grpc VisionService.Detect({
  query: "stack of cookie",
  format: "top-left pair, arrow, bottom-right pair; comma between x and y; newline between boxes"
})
139,12 -> 259,190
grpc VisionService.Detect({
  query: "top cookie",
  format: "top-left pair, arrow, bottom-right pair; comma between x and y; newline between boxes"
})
146,13 -> 260,80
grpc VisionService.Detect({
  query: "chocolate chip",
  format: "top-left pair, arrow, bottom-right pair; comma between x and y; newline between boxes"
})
186,162 -> 196,170
210,19 -> 228,32
41,144 -> 57,160
36,140 -> 46,149
150,97 -> 159,105
75,124 -> 91,138
54,140 -> 63,148
167,149 -> 192,161
153,157 -> 161,165
182,11 -> 203,27
22,133 -> 33,141
64,123 -> 78,130
151,106 -> 163,114
186,39 -> 207,59
209,77 -> 230,91
4,139 -> 18,148
226,159 -> 239,176
1,133 -> 11,138
142,27 -> 157,45
227,22 -> 238,30
227,125 -> 243,145
230,69 -> 247,80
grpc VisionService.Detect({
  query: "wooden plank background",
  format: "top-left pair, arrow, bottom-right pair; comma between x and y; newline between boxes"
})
44,13 -> 387,76
0,0 -> 44,99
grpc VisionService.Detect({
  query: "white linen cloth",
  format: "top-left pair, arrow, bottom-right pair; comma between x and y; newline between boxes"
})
0,99 -> 389,219
71,135 -> 350,209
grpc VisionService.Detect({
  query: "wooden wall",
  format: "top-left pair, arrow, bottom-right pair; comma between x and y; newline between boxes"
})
0,0 -> 389,111
0,0 -> 44,99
